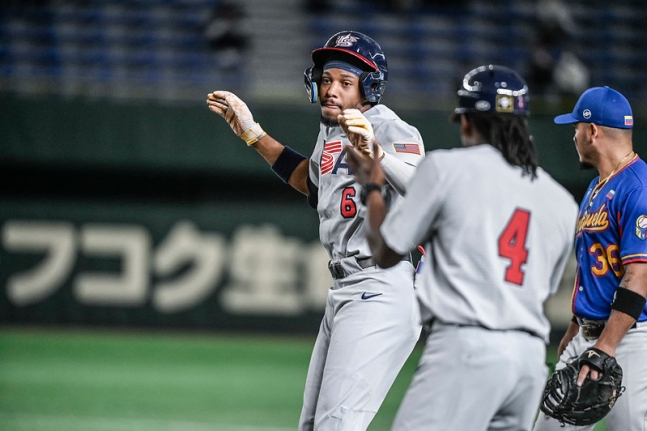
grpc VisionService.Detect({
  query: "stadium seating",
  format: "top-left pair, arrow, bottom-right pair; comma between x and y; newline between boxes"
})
0,0 -> 645,111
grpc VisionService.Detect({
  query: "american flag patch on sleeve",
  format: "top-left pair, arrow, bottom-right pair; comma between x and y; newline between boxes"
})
392,143 -> 421,155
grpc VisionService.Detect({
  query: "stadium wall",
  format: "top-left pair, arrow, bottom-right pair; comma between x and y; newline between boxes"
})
2,96 -> 645,333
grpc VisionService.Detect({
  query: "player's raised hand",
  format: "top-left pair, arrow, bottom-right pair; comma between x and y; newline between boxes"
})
345,144 -> 385,186
206,91 -> 266,146
338,109 -> 383,160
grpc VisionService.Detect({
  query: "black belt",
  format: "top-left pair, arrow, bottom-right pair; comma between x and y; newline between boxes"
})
577,317 -> 637,340
327,254 -> 412,280
328,256 -> 376,280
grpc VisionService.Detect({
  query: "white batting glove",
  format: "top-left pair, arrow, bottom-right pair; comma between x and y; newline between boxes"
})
338,109 -> 382,159
206,91 -> 266,146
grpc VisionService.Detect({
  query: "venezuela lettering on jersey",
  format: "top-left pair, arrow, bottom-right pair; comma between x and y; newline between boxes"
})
576,203 -> 609,235
321,140 -> 352,175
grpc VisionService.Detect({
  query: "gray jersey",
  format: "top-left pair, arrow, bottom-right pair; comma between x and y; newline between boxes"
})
381,144 -> 578,341
309,104 -> 425,262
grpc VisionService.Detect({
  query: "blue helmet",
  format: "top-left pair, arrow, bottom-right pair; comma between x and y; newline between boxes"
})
454,65 -> 529,116
304,31 -> 388,104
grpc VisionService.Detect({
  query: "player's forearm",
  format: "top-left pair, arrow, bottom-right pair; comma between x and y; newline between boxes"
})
251,135 -> 309,195
250,134 -> 289,165
595,311 -> 636,356
366,193 -> 403,268
287,161 -> 309,195
366,190 -> 387,236
595,262 -> 647,355
380,152 -> 416,195
365,193 -> 390,266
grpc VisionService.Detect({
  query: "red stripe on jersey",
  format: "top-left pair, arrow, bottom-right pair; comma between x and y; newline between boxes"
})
324,141 -> 342,153
321,140 -> 342,175
621,255 -> 647,264
321,153 -> 334,175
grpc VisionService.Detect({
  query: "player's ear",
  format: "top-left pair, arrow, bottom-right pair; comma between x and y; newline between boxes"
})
589,123 -> 600,139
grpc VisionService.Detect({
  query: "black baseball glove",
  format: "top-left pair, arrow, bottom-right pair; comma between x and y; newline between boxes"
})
540,347 -> 624,426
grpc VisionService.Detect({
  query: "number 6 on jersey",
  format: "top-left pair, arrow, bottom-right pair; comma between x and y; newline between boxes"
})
498,208 -> 531,285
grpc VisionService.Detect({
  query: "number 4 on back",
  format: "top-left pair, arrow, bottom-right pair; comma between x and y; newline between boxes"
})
498,208 -> 530,286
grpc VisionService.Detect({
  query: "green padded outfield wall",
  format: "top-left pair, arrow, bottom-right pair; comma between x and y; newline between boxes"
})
1,96 -> 645,332
5,95 -> 643,189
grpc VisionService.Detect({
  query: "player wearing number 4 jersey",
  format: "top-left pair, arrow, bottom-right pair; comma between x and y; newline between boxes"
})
346,65 -> 578,431
207,31 -> 425,431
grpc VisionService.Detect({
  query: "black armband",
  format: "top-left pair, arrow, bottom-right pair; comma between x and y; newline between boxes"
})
571,315 -> 579,324
271,146 -> 307,183
360,183 -> 384,206
611,287 -> 647,320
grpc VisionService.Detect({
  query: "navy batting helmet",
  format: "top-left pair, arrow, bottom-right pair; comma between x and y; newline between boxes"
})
454,65 -> 529,116
304,31 -> 388,104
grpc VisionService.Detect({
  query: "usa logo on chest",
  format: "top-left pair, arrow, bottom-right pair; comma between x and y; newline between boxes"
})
321,140 -> 344,175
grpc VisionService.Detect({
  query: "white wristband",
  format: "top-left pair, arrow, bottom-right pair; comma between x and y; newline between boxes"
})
240,123 -> 267,146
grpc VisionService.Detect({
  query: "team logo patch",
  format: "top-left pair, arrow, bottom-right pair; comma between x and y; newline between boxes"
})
636,215 -> 647,240
495,95 -> 513,113
583,109 -> 592,119
321,140 -> 343,175
335,33 -> 358,47
393,142 -> 421,155
625,116 -> 633,126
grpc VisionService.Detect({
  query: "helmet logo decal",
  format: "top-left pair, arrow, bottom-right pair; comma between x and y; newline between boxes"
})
496,95 -> 514,113
475,100 -> 491,111
335,33 -> 359,47
517,95 -> 525,110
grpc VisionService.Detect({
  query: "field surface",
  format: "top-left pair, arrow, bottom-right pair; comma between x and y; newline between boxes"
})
0,327 -> 605,431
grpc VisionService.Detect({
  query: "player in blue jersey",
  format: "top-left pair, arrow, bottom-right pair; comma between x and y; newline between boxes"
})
534,86 -> 647,431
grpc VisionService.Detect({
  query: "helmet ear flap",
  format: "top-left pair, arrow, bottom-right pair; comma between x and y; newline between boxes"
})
361,71 -> 386,104
304,67 -> 321,103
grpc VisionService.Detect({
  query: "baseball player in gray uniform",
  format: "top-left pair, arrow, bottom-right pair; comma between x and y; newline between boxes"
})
206,31 -> 425,431
345,65 -> 579,431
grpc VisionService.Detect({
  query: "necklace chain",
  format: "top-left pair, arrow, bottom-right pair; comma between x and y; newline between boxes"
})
587,151 -> 636,208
